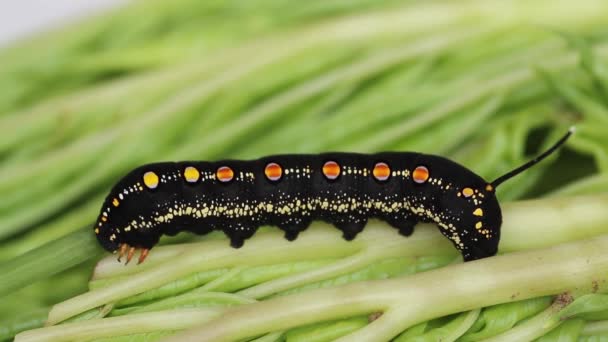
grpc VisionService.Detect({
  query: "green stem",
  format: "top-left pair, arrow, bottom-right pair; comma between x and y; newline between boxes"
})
0,227 -> 102,298
14,308 -> 222,342
237,247 -> 419,299
481,298 -> 568,341
582,320 -> 608,335
165,234 -> 608,341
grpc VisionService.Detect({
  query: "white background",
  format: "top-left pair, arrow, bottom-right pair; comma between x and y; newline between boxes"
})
0,0 -> 124,47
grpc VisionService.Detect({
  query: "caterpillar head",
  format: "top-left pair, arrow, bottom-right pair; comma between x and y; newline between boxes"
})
94,164 -> 174,254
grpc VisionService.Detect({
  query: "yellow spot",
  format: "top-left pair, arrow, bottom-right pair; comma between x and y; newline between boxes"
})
101,216 -> 107,222
473,208 -> 483,216
486,184 -> 494,192
143,171 -> 159,189
112,198 -> 120,207
94,228 -> 99,234
462,187 -> 474,198
475,222 -> 483,229
184,166 -> 200,183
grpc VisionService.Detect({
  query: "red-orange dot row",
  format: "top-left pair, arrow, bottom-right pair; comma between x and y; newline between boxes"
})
214,162 -> 433,184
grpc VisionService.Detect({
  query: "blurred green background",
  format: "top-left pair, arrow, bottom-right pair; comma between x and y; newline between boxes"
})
2,0 -> 608,340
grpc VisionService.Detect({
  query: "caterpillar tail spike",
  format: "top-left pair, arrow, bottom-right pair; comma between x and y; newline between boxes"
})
489,126 -> 575,189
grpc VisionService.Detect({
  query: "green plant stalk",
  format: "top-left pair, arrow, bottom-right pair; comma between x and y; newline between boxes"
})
582,320 -> 608,335
273,256 -> 437,299
394,309 -> 481,342
14,308 -> 222,342
237,248 -> 417,300
0,309 -> 49,341
350,44 -> 607,152
0,195 -> 103,261
458,296 -> 553,341
0,227 -> 102,298
125,291 -> 256,315
283,316 -> 369,342
497,194 -> 608,253
169,27 -> 487,161
487,293 -> 608,340
481,298 -> 569,341
161,233 -> 608,342
250,331 -> 284,342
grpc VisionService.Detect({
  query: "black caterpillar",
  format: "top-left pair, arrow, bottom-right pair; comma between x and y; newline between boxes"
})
95,128 -> 574,264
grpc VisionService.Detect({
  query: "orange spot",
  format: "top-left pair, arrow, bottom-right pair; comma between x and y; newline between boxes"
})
373,162 -> 391,181
265,162 -> 283,181
112,198 -> 120,207
217,166 -> 234,183
412,166 -> 429,184
486,184 -> 494,192
462,187 -> 474,197
101,216 -> 107,222
322,161 -> 341,180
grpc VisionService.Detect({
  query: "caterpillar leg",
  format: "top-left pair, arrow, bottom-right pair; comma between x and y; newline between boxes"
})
116,243 -> 150,265
225,223 -> 258,248
335,219 -> 367,241
230,236 -> 245,248
279,218 -> 312,241
385,218 -> 417,237
284,230 -> 299,241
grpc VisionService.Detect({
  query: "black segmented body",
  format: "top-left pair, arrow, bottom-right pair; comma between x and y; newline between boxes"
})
95,127 -> 573,263
96,152 -> 501,261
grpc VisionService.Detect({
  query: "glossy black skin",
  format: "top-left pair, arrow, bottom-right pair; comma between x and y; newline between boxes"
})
95,152 -> 501,261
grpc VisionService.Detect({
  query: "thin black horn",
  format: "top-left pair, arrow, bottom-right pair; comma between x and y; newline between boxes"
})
490,126 -> 575,188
